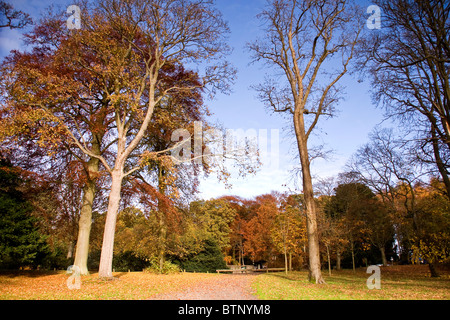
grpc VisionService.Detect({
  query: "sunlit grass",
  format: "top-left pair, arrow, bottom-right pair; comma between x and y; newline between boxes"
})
252,265 -> 450,300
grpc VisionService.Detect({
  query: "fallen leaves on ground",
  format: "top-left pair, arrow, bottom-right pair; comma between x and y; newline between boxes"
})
0,271 -> 217,300
1,265 -> 449,300
252,265 -> 450,300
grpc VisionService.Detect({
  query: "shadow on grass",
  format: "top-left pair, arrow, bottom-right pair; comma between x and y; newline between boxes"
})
263,272 -> 311,283
0,269 -> 60,278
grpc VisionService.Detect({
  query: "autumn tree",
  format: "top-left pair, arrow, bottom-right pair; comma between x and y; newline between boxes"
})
315,177 -> 348,271
361,0 -> 450,198
28,163 -> 85,262
89,0 -> 233,279
248,0 -> 362,283
189,198 -> 236,253
242,194 -> 278,264
327,183 -> 377,271
318,195 -> 347,273
0,0 -> 234,278
113,207 -> 159,265
363,199 -> 395,266
271,194 -> 307,273
0,8 -> 118,275
411,180 -> 450,277
220,196 -> 254,266
345,127 -> 424,261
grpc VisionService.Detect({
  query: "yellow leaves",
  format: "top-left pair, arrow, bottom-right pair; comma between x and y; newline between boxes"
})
411,233 -> 450,264
0,105 -> 66,158
140,152 -> 174,170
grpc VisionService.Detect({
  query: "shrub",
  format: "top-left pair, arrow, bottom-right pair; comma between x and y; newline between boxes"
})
112,251 -> 151,272
144,257 -> 181,274
177,239 -> 227,273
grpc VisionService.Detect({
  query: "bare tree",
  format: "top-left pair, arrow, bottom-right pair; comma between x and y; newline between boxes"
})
247,0 -> 362,283
346,128 -> 424,212
361,0 -> 450,198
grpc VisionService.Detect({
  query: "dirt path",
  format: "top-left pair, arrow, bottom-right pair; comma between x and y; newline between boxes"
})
150,274 -> 259,300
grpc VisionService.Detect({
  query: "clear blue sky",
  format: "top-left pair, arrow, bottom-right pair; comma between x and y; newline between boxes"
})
201,0 -> 385,199
0,0 -> 385,200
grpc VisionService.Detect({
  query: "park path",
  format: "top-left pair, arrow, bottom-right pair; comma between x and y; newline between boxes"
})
150,274 -> 259,300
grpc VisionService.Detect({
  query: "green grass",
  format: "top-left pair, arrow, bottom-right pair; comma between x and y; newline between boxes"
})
252,265 -> 450,300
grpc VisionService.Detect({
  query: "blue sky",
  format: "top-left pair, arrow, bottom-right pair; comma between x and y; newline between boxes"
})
0,0 -> 385,200
201,0 -> 385,199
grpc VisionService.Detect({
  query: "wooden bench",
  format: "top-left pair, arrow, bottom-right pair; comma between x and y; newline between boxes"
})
252,268 -> 285,273
216,269 -> 253,274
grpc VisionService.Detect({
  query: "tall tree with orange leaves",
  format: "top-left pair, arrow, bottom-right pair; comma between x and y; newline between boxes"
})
0,0 -> 234,278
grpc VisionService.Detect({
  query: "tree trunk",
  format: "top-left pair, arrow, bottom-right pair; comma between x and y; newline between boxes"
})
294,112 -> 325,284
284,244 -> 288,274
380,246 -> 387,266
73,155 -> 99,276
67,240 -> 75,259
239,237 -> 243,266
326,244 -> 331,276
98,170 -> 123,278
73,181 -> 95,275
351,241 -> 356,273
336,249 -> 341,271
289,252 -> 292,271
428,262 -> 440,278
158,214 -> 166,272
157,165 -> 167,272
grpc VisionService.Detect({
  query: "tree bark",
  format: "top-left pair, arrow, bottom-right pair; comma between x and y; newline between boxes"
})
294,111 -> 325,284
67,240 -> 74,259
428,262 -> 440,278
326,244 -> 331,276
98,170 -> 123,278
157,165 -> 167,272
351,240 -> 356,273
73,179 -> 96,275
284,244 -> 288,274
380,246 -> 387,267
336,249 -> 341,271
158,214 -> 167,272
289,252 -> 292,272
73,150 -> 100,275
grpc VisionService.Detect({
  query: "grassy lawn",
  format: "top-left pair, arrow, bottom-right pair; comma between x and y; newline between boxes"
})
1,265 -> 449,300
0,270 -> 218,300
252,265 -> 450,300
